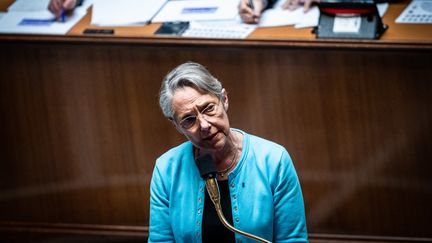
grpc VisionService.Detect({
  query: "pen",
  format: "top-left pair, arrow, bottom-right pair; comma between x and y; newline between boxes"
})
249,0 -> 259,23
60,8 -> 65,22
248,0 -> 254,10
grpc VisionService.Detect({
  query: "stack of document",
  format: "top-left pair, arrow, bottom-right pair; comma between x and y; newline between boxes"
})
0,0 -> 92,35
91,0 -> 239,26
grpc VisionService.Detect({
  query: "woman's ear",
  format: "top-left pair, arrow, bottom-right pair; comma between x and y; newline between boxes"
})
222,88 -> 229,111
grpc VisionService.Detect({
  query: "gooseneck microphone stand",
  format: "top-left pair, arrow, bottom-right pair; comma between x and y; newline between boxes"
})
196,154 -> 272,243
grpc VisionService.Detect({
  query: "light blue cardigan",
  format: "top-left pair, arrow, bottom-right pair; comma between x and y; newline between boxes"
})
149,130 -> 308,243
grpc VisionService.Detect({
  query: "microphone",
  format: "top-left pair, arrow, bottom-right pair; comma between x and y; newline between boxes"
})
196,154 -> 271,243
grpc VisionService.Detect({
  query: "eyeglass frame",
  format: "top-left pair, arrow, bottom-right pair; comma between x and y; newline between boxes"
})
174,99 -> 223,130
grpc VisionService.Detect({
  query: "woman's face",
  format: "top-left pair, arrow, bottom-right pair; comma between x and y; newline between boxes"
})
171,86 -> 230,152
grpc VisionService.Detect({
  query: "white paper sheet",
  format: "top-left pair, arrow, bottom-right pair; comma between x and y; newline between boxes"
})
152,0 -> 238,23
377,3 -> 389,17
258,4 -> 319,28
182,20 -> 256,39
91,0 -> 168,26
0,9 -> 86,35
294,7 -> 320,28
259,8 -> 302,27
8,0 -> 50,12
8,0 -> 93,12
333,16 -> 361,33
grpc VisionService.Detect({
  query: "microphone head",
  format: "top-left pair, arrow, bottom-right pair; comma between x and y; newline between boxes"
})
196,154 -> 217,180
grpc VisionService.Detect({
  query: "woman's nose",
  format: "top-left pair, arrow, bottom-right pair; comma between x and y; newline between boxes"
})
197,114 -> 211,130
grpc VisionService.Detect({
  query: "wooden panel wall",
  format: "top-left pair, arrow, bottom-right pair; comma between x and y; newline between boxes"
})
0,42 -> 431,240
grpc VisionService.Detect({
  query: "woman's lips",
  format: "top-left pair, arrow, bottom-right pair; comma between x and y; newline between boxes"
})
204,131 -> 219,141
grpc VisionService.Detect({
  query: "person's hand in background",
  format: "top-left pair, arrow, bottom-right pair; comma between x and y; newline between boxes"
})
281,0 -> 319,12
48,0 -> 77,20
239,0 -> 266,24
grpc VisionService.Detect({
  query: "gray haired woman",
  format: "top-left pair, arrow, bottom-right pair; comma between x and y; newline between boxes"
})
149,62 -> 308,243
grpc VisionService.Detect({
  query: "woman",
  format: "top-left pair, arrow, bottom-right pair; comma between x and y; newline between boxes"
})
149,62 -> 308,242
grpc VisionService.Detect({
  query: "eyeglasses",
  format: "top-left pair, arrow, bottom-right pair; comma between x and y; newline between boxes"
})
177,100 -> 221,130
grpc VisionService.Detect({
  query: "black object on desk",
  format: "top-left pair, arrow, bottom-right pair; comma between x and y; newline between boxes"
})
83,29 -> 115,35
154,22 -> 190,36
315,0 -> 388,39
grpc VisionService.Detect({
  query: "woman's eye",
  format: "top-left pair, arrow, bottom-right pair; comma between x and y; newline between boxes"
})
204,104 -> 215,113
185,117 -> 196,123
181,116 -> 196,128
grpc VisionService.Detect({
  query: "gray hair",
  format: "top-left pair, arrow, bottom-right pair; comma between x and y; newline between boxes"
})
159,62 -> 224,119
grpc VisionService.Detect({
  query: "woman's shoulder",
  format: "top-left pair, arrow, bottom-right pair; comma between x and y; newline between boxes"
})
240,130 -> 292,165
243,131 -> 287,154
156,141 -> 193,167
240,130 -> 295,179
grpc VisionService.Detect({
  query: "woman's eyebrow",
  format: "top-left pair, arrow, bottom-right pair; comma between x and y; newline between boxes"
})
177,100 -> 216,120
196,101 -> 212,111
177,110 -> 194,121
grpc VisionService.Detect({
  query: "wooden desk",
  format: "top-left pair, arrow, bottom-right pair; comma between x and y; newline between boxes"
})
1,0 -> 431,49
71,1 -> 431,48
1,1 -> 431,242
